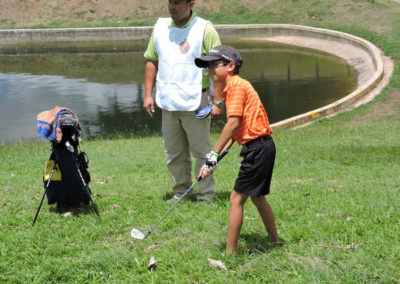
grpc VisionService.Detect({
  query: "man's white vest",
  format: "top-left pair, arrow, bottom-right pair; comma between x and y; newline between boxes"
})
154,16 -> 208,111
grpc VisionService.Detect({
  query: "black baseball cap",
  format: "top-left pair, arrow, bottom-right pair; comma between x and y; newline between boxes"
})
195,45 -> 243,68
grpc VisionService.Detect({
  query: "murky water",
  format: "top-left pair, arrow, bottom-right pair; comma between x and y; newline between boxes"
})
0,40 -> 357,142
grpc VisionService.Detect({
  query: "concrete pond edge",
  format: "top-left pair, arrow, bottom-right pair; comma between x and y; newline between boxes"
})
0,24 -> 392,129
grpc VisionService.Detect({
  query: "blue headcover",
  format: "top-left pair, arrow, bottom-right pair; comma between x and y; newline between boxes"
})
194,106 -> 212,119
37,106 -> 80,143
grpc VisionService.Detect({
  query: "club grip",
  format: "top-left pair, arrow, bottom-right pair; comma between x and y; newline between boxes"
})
196,150 -> 229,182
217,149 -> 229,162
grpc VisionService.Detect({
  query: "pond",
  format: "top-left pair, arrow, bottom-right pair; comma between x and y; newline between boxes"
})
0,40 -> 357,143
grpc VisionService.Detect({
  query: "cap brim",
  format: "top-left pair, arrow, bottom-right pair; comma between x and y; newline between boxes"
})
195,55 -> 222,68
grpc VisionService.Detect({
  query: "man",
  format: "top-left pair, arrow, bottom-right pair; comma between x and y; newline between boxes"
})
143,0 -> 223,202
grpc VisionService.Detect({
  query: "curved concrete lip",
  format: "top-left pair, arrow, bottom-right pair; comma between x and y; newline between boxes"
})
0,24 -> 393,129
215,24 -> 393,129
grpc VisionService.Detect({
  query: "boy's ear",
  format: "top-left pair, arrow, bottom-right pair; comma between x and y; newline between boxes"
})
227,62 -> 236,73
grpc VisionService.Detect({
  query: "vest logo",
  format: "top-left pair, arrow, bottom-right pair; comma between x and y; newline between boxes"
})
180,39 -> 190,54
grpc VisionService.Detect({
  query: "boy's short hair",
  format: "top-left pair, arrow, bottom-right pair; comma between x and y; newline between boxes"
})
195,45 -> 243,74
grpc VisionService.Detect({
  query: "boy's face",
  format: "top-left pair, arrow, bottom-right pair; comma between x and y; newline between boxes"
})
207,60 -> 231,83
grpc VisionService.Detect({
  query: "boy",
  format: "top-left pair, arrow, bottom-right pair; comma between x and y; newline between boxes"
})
194,45 -> 279,254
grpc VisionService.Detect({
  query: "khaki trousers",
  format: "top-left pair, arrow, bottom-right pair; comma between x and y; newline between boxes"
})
161,108 -> 215,201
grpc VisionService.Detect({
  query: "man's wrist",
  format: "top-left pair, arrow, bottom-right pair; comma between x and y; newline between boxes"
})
213,101 -> 224,108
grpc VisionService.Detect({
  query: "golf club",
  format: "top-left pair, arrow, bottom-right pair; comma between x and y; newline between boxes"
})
130,149 -> 229,240
32,161 -> 57,226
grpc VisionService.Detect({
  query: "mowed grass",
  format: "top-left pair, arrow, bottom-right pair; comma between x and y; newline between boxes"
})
1,0 -> 400,282
1,95 -> 399,282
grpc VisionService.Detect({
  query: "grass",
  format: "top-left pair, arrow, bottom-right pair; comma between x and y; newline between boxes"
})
1,104 -> 399,282
1,0 -> 400,282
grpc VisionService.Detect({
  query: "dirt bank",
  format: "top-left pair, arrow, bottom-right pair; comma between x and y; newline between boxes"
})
0,0 -> 225,28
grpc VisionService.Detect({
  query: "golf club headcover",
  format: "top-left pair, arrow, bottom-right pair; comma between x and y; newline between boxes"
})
194,105 -> 212,119
205,151 -> 219,171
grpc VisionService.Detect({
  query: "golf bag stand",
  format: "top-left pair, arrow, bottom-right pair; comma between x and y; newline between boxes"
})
33,108 -> 100,226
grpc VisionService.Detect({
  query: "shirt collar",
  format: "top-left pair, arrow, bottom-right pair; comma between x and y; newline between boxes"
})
222,75 -> 239,99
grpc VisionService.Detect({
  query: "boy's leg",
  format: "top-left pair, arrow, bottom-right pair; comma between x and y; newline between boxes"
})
250,196 -> 279,243
226,191 -> 248,254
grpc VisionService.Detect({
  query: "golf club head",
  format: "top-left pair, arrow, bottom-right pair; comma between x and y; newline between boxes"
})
131,228 -> 146,240
194,106 -> 212,119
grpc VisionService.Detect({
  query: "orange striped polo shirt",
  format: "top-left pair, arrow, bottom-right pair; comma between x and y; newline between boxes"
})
222,75 -> 272,145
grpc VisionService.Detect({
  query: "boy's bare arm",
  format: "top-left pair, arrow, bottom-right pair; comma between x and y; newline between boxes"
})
198,116 -> 240,180
214,116 -> 240,153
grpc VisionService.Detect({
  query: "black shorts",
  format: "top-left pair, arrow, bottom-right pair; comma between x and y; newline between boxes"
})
234,135 -> 276,197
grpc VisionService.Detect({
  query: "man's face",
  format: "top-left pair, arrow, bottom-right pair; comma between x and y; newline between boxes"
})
168,0 -> 194,26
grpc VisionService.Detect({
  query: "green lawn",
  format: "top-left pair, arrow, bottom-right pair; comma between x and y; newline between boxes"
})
1,0 -> 400,282
1,100 -> 399,282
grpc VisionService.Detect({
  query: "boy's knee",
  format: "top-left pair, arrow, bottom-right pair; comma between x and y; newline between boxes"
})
250,195 -> 266,206
230,190 -> 248,206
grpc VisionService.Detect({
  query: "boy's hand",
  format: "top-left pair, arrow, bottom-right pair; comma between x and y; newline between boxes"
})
199,164 -> 213,180
199,149 -> 229,180
205,151 -> 219,171
199,151 -> 219,180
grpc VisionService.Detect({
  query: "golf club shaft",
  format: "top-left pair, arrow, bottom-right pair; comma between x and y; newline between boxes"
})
144,179 -> 200,239
32,164 -> 56,226
75,163 -> 101,219
142,149 -> 229,239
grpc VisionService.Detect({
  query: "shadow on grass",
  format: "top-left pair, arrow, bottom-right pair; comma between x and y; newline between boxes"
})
218,233 -> 286,256
48,203 -> 98,217
216,234 -> 286,268
164,190 -> 231,203
240,233 -> 286,254
213,191 -> 231,202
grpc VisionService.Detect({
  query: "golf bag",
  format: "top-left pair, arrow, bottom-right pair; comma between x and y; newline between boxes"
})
33,107 -> 100,225
44,131 -> 91,208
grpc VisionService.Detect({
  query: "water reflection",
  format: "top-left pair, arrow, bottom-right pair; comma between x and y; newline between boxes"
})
0,40 -> 357,142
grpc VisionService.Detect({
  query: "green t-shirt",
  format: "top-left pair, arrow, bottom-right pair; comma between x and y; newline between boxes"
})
144,12 -> 221,88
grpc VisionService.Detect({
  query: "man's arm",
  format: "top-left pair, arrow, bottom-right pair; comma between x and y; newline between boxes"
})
143,29 -> 159,118
211,81 -> 225,119
144,60 -> 158,118
203,23 -> 224,118
202,23 -> 221,56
